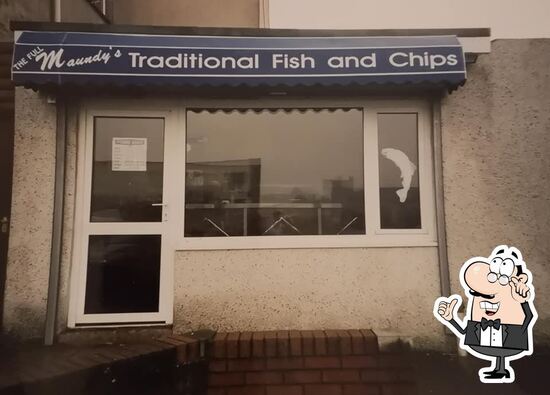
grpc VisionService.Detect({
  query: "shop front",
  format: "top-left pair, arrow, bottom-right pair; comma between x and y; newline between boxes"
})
8,22 -> 484,347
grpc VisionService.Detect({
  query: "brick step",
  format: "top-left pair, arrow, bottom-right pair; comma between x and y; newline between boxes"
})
0,336 -> 205,393
211,330 -> 378,360
207,354 -> 416,395
205,330 -> 416,395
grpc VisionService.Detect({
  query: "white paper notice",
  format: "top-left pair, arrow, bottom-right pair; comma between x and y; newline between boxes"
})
112,137 -> 147,171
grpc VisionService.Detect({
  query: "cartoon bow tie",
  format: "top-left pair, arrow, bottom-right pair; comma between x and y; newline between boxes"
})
481,317 -> 501,330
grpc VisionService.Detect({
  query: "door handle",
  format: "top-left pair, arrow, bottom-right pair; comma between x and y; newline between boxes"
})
1,217 -> 8,234
151,203 -> 168,222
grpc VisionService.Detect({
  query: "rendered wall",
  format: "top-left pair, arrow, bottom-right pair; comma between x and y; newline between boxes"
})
113,0 -> 259,27
174,247 -> 445,350
2,88 -> 56,339
441,39 -> 550,345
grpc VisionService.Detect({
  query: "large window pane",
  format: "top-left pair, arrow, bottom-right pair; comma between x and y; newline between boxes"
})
185,109 -> 365,236
91,117 -> 165,222
84,235 -> 161,314
378,113 -> 421,229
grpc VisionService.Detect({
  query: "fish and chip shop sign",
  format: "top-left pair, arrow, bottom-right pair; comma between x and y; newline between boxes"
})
11,30 -> 466,87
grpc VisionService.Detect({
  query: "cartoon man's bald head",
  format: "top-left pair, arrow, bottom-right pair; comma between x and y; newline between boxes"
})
462,246 -> 531,324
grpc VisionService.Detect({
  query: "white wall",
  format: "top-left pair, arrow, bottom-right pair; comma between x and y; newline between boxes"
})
269,0 -> 550,39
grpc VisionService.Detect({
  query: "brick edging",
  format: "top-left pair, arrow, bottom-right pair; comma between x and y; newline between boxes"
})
205,330 -> 417,395
211,329 -> 378,359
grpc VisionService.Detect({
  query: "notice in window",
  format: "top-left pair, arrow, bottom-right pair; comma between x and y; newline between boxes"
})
112,137 -> 147,171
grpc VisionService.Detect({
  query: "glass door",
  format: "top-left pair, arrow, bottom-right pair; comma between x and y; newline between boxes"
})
72,109 -> 176,326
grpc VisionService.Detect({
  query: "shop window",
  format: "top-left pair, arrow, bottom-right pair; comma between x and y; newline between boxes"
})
180,102 -> 436,249
378,113 -> 421,229
184,109 -> 366,237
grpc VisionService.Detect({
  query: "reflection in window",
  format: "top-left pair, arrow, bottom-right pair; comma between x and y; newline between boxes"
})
84,235 -> 161,314
91,117 -> 165,222
378,113 -> 421,229
185,109 -> 365,237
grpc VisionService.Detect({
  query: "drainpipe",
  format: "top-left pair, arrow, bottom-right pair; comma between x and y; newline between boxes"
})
53,0 -> 61,22
259,0 -> 270,28
44,99 -> 67,345
433,99 -> 465,355
432,100 -> 451,298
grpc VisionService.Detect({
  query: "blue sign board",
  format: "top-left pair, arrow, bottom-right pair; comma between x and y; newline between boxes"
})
12,31 -> 466,88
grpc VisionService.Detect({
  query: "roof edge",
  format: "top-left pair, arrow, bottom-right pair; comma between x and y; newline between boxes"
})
10,21 -> 490,38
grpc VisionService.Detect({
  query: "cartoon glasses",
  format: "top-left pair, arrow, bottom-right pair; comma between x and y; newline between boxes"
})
487,272 -> 510,285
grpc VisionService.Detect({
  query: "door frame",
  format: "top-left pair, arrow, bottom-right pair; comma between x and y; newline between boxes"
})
68,102 -> 179,327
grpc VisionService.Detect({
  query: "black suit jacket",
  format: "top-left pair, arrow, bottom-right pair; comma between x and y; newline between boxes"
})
449,302 -> 533,351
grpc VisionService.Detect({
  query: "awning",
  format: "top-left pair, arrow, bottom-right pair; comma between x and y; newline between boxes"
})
11,23 -> 467,92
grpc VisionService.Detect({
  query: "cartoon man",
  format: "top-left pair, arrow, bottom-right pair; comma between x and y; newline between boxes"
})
434,245 -> 537,383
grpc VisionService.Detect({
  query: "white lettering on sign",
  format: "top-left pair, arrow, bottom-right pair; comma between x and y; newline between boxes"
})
128,52 -> 260,70
272,53 -> 315,69
13,40 -> 462,76
112,137 -> 147,172
327,53 -> 377,68
389,52 -> 458,69
34,48 -> 112,71
12,57 -> 28,71
35,48 -> 65,70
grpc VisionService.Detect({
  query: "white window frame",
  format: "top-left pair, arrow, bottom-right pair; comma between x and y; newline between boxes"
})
68,102 -> 180,328
177,97 -> 437,250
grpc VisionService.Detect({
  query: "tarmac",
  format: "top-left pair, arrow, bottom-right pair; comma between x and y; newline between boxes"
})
411,348 -> 549,394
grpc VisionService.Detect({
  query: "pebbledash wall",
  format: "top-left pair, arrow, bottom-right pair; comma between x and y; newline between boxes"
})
442,39 -> 550,345
4,38 -> 549,348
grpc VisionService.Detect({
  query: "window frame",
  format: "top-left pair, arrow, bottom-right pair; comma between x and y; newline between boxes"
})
177,98 -> 437,250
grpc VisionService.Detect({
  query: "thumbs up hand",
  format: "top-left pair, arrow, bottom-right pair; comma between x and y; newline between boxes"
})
436,297 -> 459,321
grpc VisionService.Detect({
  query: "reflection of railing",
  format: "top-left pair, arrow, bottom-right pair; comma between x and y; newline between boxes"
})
263,216 -> 301,235
186,202 -> 358,236
203,217 -> 230,236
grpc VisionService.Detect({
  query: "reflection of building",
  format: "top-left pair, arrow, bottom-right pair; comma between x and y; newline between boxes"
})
321,177 -> 365,234
323,176 -> 357,201
186,158 -> 261,204
324,176 -> 364,210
